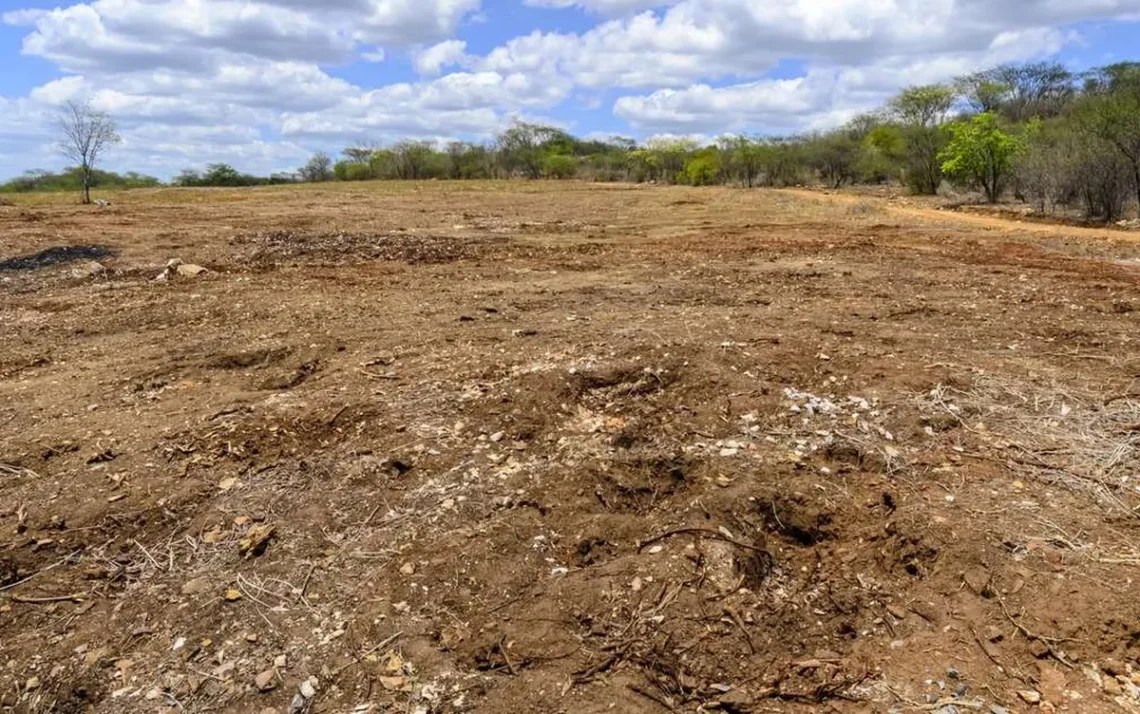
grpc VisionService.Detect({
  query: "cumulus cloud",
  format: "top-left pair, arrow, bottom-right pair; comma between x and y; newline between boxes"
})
413,39 -> 469,75
1,0 -> 1139,179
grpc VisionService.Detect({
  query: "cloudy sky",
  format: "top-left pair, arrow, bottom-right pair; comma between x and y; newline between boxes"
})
1,0 -> 1139,180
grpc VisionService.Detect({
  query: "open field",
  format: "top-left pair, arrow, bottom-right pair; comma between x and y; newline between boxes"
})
2,181 -> 1140,714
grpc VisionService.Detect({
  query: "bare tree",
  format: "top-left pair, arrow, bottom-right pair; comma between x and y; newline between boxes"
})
58,100 -> 121,205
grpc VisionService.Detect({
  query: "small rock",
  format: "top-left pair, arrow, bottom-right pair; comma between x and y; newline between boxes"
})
25,677 -> 41,691
489,431 -> 505,443
990,706 -> 1010,714
1104,678 -> 1123,696
71,261 -> 106,279
962,567 -> 993,598
274,654 -> 287,669
181,578 -> 209,595
224,588 -> 242,601
1017,690 -> 1041,704
886,604 -> 907,620
299,678 -> 317,699
1029,639 -> 1050,659
400,562 -> 416,575
1103,659 -> 1126,677
238,523 -> 276,558
177,263 -> 208,277
255,669 -> 277,692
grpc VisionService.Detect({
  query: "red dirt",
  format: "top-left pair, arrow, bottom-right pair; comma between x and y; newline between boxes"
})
1,182 -> 1139,714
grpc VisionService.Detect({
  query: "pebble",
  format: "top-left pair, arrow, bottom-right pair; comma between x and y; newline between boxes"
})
25,677 -> 40,691
489,431 -> 505,443
274,654 -> 287,669
886,604 -> 907,619
1017,690 -> 1041,704
255,669 -> 277,692
300,678 -> 317,698
1104,678 -> 1122,696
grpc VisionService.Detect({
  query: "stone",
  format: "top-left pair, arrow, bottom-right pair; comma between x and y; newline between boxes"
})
25,677 -> 41,691
1017,690 -> 1041,704
274,654 -> 287,669
1104,678 -> 1122,696
71,261 -> 106,279
255,669 -> 277,692
299,678 -> 317,699
886,604 -> 907,619
181,578 -> 209,595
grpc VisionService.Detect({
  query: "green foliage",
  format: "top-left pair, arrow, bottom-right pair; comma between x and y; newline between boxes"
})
1,167 -> 161,193
939,112 -> 1029,202
542,154 -> 577,179
682,149 -> 721,186
174,163 -> 282,187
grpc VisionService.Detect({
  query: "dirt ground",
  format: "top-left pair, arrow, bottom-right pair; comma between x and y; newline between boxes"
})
2,182 -> 1140,714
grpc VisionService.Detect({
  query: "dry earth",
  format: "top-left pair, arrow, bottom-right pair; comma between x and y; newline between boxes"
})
2,182 -> 1140,714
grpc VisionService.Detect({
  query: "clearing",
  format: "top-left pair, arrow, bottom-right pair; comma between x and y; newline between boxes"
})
1,182 -> 1139,714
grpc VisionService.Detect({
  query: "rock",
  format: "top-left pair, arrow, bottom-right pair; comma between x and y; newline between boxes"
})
71,261 -> 106,279
181,578 -> 209,595
238,523 -> 276,558
400,562 -> 416,575
299,678 -> 317,699
177,263 -> 208,277
224,588 -> 242,601
990,706 -> 1010,714
962,567 -> 994,598
1017,690 -> 1041,704
1029,639 -> 1050,659
717,689 -> 753,712
255,669 -> 277,692
886,604 -> 907,620
489,431 -> 505,443
274,654 -> 287,669
25,676 -> 41,691
1104,678 -> 1123,696
1103,659 -> 1126,676
155,258 -> 208,281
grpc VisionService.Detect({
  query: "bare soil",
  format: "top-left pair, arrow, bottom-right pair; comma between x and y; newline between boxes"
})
2,182 -> 1139,714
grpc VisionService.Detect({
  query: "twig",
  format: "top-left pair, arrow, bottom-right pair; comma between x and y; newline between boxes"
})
12,592 -> 86,604
330,631 -> 403,678
0,552 -> 75,592
628,684 -> 675,711
359,369 -> 399,380
497,637 -> 516,675
638,527 -> 770,555
998,597 -> 1075,669
134,539 -> 165,572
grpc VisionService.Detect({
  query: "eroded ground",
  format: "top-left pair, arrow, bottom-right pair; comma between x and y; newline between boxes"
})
2,182 -> 1140,714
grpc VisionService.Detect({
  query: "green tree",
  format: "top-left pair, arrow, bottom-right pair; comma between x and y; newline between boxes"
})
542,154 -> 577,179
939,112 -> 1030,203
1075,65 -> 1140,216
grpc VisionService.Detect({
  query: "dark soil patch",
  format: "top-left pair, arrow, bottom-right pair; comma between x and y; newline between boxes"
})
0,245 -> 112,272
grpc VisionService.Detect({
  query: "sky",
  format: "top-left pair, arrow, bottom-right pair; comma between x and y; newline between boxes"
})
1,0 -> 1139,180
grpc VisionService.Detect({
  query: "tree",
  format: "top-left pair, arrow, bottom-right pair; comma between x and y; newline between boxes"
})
542,154 -> 577,179
496,122 -> 565,179
939,112 -> 1029,203
300,152 -> 334,182
57,100 -> 121,205
886,85 -> 956,195
1075,65 -> 1140,217
958,63 -> 1074,121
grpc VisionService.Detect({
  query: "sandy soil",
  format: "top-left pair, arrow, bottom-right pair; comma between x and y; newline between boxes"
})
2,182 -> 1139,714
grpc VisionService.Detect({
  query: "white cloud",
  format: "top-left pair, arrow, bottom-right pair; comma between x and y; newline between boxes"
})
413,39 -> 469,75
2,0 -> 1140,180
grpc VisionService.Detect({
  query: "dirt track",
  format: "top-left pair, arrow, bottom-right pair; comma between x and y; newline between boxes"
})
2,182 -> 1139,714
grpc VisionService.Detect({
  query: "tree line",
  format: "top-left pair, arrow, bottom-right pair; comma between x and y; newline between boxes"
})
7,61 -> 1139,221
280,60 -> 1138,220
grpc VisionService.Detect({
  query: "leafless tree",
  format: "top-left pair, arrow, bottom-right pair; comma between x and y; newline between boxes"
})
58,100 -> 121,205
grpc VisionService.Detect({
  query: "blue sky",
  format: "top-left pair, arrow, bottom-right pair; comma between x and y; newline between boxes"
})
1,0 -> 1139,180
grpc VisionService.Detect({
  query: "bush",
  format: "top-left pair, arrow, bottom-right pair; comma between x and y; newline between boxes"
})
542,154 -> 577,179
